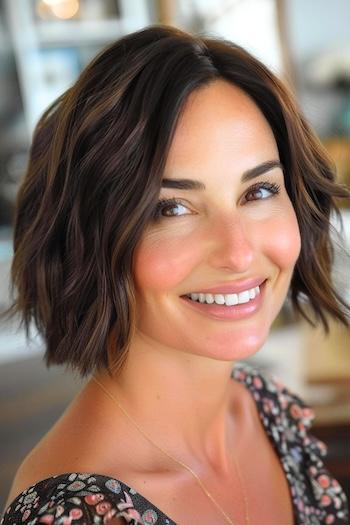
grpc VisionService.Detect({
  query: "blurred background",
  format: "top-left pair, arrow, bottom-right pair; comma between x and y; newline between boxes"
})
0,0 -> 350,513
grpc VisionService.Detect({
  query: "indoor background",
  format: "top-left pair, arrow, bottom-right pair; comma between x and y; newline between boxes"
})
0,0 -> 349,512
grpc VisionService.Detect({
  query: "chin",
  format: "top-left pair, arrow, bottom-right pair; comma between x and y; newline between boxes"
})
195,325 -> 271,363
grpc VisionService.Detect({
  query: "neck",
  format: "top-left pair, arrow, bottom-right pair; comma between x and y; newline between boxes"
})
91,331 -> 245,476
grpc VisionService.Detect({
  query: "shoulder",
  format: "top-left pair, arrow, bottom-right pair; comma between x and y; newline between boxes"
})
2,377 -> 134,503
1,472 -> 141,525
1,384 -> 138,523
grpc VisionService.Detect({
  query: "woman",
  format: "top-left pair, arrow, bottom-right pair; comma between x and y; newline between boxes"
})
1,25 -> 349,525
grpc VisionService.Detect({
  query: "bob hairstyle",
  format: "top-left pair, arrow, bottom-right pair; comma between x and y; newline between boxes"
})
2,25 -> 349,378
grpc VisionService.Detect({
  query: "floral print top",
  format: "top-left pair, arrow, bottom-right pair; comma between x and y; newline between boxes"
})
1,362 -> 349,525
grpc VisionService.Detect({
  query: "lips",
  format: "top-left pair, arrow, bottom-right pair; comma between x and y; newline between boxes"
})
180,279 -> 266,320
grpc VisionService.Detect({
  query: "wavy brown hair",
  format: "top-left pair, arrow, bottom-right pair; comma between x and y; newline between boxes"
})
2,25 -> 349,378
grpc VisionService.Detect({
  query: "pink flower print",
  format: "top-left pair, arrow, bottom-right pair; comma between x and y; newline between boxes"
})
253,391 -> 261,402
142,508 -> 158,525
85,493 -> 105,505
116,508 -> 144,524
103,509 -> 117,523
69,508 -> 83,519
117,492 -> 136,512
262,398 -> 275,414
235,370 -> 246,381
38,515 -> 54,524
320,494 -> 332,507
297,499 -> 305,512
309,466 -> 318,476
332,478 -> 341,488
302,407 -> 314,419
262,399 -> 271,413
325,515 -> 335,524
253,376 -> 263,389
290,403 -> 303,419
22,509 -> 31,521
96,502 -> 112,515
67,481 -> 86,491
116,492 -> 144,524
105,479 -> 122,494
317,439 -> 327,454
318,474 -> 331,489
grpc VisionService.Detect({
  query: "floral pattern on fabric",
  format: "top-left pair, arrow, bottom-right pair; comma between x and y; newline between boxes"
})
231,362 -> 349,525
0,472 -> 158,525
1,362 -> 349,525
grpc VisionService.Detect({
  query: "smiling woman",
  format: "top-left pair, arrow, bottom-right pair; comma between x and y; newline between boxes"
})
132,80 -> 301,360
1,25 -> 349,525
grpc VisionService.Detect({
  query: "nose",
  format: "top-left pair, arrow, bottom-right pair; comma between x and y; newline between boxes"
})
207,214 -> 255,273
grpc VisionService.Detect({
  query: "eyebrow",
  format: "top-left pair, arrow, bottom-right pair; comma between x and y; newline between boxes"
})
161,160 -> 284,190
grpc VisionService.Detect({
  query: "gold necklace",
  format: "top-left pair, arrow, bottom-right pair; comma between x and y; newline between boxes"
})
91,375 -> 250,525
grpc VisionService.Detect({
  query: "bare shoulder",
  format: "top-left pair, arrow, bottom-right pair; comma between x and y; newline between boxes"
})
3,380 -> 132,512
4,386 -> 93,508
4,410 -> 79,509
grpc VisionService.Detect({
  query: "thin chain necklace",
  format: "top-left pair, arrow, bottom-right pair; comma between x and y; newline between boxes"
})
91,375 -> 250,525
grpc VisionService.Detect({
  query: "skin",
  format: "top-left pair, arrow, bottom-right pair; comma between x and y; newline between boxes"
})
4,80 -> 299,524
92,79 -> 301,476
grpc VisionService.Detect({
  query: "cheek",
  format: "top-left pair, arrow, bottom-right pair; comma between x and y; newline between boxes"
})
265,209 -> 301,270
133,235 -> 198,294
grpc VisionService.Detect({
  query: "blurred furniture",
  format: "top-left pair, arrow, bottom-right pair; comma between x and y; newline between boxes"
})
4,0 -> 151,137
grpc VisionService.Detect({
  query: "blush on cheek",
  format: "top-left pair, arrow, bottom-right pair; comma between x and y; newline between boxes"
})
133,238 -> 200,294
269,217 -> 301,270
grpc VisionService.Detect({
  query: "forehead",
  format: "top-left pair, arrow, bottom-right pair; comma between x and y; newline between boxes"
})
165,79 -> 278,173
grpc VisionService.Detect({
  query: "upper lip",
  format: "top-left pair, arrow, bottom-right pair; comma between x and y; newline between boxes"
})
183,278 -> 266,296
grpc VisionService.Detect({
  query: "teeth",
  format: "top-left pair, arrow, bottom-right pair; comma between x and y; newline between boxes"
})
187,285 -> 261,306
238,290 -> 250,304
225,293 -> 238,306
205,294 -> 215,304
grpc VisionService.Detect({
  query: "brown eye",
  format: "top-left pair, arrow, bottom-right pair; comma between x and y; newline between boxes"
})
153,198 -> 190,220
244,181 -> 280,202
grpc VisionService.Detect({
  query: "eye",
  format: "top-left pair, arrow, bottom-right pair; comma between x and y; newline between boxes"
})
244,181 -> 281,202
152,197 -> 191,220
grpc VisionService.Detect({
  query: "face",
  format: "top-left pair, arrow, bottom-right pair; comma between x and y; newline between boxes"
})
132,79 -> 301,362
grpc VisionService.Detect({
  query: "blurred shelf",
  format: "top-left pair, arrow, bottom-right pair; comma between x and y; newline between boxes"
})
36,18 -> 125,46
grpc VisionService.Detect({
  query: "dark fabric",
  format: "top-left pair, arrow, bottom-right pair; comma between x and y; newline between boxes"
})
1,362 -> 349,525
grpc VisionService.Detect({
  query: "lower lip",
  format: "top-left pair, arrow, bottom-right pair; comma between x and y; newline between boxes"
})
180,280 -> 267,321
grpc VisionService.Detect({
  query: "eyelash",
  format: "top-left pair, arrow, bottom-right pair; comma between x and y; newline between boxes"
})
152,180 -> 281,220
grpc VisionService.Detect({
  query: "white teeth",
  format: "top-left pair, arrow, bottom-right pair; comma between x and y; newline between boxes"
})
205,294 -> 215,304
198,293 -> 206,303
237,290 -> 250,304
187,284 -> 261,306
249,288 -> 256,300
225,294 -> 238,306
213,294 -> 225,305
